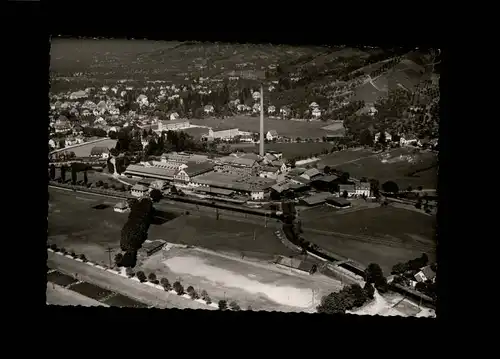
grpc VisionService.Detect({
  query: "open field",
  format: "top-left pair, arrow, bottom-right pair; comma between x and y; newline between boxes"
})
139,247 -> 342,312
189,116 -> 338,138
46,282 -> 108,307
300,206 -> 436,274
318,147 -> 438,189
48,188 -> 294,266
62,139 -> 117,158
230,142 -> 333,159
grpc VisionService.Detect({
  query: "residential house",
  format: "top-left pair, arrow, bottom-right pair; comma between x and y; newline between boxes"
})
137,95 -> 149,106
355,182 -> 371,197
310,175 -> 340,192
237,104 -> 248,112
399,135 -> 418,146
312,108 -> 322,118
252,103 -> 261,113
259,165 -> 281,180
414,265 -> 436,283
309,102 -> 319,109
205,128 -> 239,141
266,130 -> 279,141
300,168 -> 322,181
131,184 -> 150,198
158,120 -> 190,132
170,112 -> 180,121
268,85 -> 275,92
204,105 -> 214,114
374,131 -> 393,143
90,146 -> 110,159
268,105 -> 276,114
338,184 -> 356,197
48,139 -> 57,149
114,202 -> 130,213
252,91 -> 261,101
149,180 -> 167,191
65,137 -> 78,147
280,107 -> 291,117
69,90 -> 87,100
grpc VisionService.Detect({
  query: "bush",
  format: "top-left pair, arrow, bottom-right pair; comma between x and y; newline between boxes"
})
363,282 -> 375,299
173,281 -> 184,295
114,253 -> 124,267
136,271 -> 147,282
187,286 -> 195,294
148,273 -> 159,284
205,296 -> 212,305
125,268 -> 135,278
247,306 -> 253,311
229,300 -> 241,311
50,243 -> 58,251
160,277 -> 171,291
201,289 -> 209,300
79,254 -> 87,262
60,247 -> 67,254
70,251 -> 76,258
218,300 -> 228,310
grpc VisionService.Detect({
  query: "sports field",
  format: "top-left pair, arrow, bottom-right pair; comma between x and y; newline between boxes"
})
140,247 -> 342,312
318,147 -> 438,189
189,116 -> 339,138
63,139 -> 117,158
300,205 -> 436,274
47,188 -> 294,266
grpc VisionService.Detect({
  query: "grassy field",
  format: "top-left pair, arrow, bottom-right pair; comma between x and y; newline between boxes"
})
300,205 -> 436,274
230,142 -> 333,159
61,139 -> 117,158
318,147 -> 438,189
189,116 -> 337,138
48,188 -> 294,266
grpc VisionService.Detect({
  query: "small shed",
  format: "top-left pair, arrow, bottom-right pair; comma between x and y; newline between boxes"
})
139,240 -> 166,257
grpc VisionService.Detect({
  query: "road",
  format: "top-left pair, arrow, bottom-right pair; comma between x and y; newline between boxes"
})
47,251 -> 215,310
46,282 -> 109,307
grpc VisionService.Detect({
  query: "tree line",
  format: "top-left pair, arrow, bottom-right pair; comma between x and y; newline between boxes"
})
117,198 -> 155,268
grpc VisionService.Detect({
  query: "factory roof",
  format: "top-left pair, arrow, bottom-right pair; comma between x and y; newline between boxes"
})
301,168 -> 322,178
183,161 -> 214,176
192,172 -> 275,192
218,156 -> 257,167
312,174 -> 339,183
125,164 -> 177,179
339,184 -> 356,192
194,187 -> 235,196
326,197 -> 351,206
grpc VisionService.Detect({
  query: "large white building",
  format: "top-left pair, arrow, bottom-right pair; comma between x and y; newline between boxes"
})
204,128 -> 240,141
158,120 -> 190,132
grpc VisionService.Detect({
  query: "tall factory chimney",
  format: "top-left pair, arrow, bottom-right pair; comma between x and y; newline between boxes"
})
259,84 -> 264,157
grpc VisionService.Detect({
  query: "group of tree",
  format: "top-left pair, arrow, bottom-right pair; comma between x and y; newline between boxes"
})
391,253 -> 429,275
217,299 -> 241,311
82,126 -> 107,138
118,198 -> 155,268
316,282 -> 374,315
381,180 -> 399,194
364,263 -> 389,293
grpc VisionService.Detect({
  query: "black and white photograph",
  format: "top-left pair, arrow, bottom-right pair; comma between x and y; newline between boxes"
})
47,37 -> 440,318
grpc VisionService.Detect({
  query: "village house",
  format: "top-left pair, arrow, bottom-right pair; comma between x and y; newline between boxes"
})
374,131 -> 393,143
204,128 -> 240,141
312,108 -> 322,118
326,197 -> 351,208
300,168 -> 322,181
280,107 -> 291,117
414,265 -> 437,283
170,112 -> 180,121
252,103 -> 261,113
309,102 -> 320,109
136,95 -> 149,106
268,105 -> 276,114
114,201 -> 130,213
158,119 -> 190,132
355,182 -> 371,197
252,91 -> 261,101
259,165 -> 281,180
90,146 -> 110,159
130,184 -> 149,198
149,180 -> 168,191
266,130 -> 279,141
64,137 -> 78,147
204,104 -> 214,114
338,184 -> 356,197
399,134 -> 418,146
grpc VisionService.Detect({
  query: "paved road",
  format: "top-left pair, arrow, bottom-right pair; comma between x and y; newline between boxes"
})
47,251 -> 215,310
46,282 -> 109,307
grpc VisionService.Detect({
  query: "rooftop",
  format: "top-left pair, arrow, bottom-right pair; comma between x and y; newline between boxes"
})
218,156 -> 257,167
192,171 -> 275,192
300,192 -> 335,205
125,164 -> 177,179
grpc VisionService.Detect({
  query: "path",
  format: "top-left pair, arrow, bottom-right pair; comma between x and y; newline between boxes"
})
328,148 -> 400,167
47,251 -> 215,310
46,282 -> 109,307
